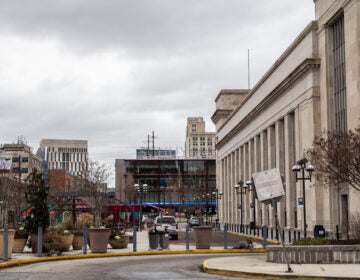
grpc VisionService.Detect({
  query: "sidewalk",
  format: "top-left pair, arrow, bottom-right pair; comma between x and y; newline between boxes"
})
1,230 -> 360,279
203,254 -> 360,279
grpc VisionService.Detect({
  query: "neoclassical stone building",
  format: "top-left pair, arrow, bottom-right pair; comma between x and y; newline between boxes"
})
212,0 -> 360,238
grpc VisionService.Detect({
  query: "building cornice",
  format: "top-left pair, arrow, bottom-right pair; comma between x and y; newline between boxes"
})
211,109 -> 233,124
216,21 -> 318,133
216,58 -> 320,151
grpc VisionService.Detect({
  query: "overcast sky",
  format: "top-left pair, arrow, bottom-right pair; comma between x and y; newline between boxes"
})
0,1 -> 314,186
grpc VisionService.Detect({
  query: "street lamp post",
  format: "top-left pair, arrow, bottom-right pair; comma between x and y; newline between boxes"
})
246,179 -> 256,233
234,180 -> 248,233
202,192 -> 215,225
292,158 -> 315,238
212,189 -> 223,228
134,183 -> 148,231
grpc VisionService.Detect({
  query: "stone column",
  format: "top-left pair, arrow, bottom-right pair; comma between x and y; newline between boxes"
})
254,135 -> 261,226
275,120 -> 285,227
260,130 -> 268,226
230,151 -> 236,225
234,148 -> 240,223
284,113 -> 296,228
344,1 -> 360,130
267,125 -> 276,228
225,155 -> 230,224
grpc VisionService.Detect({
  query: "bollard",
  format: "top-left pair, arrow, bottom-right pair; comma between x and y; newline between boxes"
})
83,227 -> 88,254
185,224 -> 189,250
262,225 -> 268,248
37,226 -> 43,257
224,224 -> 228,249
133,226 -> 137,252
3,226 -> 8,261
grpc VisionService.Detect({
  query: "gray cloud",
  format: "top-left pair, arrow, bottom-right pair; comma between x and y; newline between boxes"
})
0,0 -> 314,186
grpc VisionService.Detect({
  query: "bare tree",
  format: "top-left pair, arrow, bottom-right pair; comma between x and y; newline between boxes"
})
80,161 -> 112,227
307,128 -> 360,191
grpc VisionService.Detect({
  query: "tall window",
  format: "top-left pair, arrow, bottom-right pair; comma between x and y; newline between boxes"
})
332,15 -> 347,132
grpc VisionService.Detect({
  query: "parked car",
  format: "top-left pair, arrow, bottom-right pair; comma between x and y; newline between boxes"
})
188,216 -> 200,227
153,215 -> 178,240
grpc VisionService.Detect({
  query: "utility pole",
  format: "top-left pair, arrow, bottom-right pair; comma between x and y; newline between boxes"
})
152,131 -> 155,157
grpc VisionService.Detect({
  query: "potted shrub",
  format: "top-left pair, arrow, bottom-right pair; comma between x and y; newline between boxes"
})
72,213 -> 93,250
80,161 -> 112,253
24,169 -> 50,253
12,226 -> 28,253
109,227 -> 129,249
54,217 -> 74,252
42,227 -> 64,253
58,229 -> 74,252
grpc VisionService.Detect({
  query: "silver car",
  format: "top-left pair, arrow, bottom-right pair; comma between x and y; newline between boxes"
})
188,217 -> 200,227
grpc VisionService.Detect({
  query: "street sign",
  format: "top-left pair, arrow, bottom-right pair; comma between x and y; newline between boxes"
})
252,168 -> 285,205
298,198 -> 304,207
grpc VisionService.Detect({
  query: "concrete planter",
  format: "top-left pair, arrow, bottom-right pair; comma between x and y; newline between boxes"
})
193,226 -> 212,249
12,238 -> 27,253
72,235 -> 83,250
88,228 -> 111,253
59,234 -> 74,251
109,235 -> 129,249
0,229 -> 15,259
267,245 -> 360,264
43,242 -> 65,252
30,232 -> 50,253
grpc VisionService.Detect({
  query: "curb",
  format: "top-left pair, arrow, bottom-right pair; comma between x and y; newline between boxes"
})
0,249 -> 266,269
229,231 -> 281,245
202,260 -> 358,280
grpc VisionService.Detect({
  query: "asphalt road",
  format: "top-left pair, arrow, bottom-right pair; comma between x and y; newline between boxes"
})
1,254 -> 250,280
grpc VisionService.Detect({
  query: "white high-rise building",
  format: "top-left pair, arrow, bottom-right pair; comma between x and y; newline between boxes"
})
38,139 -> 88,176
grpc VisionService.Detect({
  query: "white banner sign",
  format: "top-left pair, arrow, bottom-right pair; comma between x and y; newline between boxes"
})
252,168 -> 285,204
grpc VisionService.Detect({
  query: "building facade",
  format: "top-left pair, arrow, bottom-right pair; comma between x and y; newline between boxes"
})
48,169 -> 78,197
212,0 -> 360,238
0,141 -> 43,181
115,158 -> 217,215
185,117 -> 216,158
38,139 -> 88,176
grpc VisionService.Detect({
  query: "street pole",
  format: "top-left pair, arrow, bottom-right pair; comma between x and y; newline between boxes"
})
135,183 -> 148,231
240,189 -> 243,232
213,189 -> 222,229
140,189 -> 143,231
235,181 -> 247,233
292,158 -> 314,239
301,166 -> 307,238
246,179 -> 257,233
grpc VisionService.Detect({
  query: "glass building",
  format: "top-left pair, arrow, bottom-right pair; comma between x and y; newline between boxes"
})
115,158 -> 216,214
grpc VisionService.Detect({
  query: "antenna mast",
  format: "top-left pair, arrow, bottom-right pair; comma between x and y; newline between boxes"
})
248,49 -> 251,90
